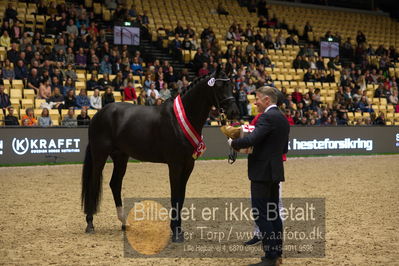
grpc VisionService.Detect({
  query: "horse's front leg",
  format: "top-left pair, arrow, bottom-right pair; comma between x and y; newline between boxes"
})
168,160 -> 194,243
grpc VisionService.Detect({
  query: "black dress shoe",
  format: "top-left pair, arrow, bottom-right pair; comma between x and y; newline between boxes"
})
244,235 -> 261,246
248,257 -> 278,266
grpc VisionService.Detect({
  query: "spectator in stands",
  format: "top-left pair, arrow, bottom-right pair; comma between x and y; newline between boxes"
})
62,107 -> 78,127
2,59 -> 15,80
51,76 -> 66,96
147,91 -> 157,106
112,71 -> 124,92
257,16 -> 267,28
76,89 -> 90,109
77,108 -> 91,126
198,62 -> 209,77
64,64 -> 77,82
76,47 -> 87,68
64,89 -> 78,109
48,87 -> 64,112
165,66 -> 178,84
100,55 -> 112,74
4,3 -> 18,22
237,83 -> 248,118
0,84 -> 11,115
46,14 -> 58,36
66,48 -> 76,66
27,68 -> 41,94
4,106 -> 18,126
0,30 -> 11,49
170,34 -> 182,60
38,108 -> 52,127
184,24 -> 195,38
389,89 -> 398,105
123,82 -> 137,102
256,0 -> 268,17
98,73 -> 112,90
90,89 -> 102,110
143,73 -> 153,92
123,72 -> 135,88
285,33 -> 297,45
174,22 -> 184,37
356,31 -> 366,45
112,58 -> 123,74
38,79 -> 52,100
182,35 -> 193,50
159,82 -> 171,100
137,90 -> 148,105
7,42 -> 19,64
86,73 -> 99,91
374,112 -> 386,125
131,56 -> 143,77
21,108 -> 38,126
217,2 -> 229,15
67,19 -> 79,36
291,87 -> 303,104
316,56 -> 325,70
102,87 -> 115,107
14,60 -> 28,81
147,82 -> 160,98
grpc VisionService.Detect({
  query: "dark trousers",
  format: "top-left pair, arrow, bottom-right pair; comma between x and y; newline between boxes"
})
251,181 -> 283,259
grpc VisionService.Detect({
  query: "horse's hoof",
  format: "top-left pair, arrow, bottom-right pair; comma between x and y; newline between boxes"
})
172,232 -> 184,243
85,226 -> 95,234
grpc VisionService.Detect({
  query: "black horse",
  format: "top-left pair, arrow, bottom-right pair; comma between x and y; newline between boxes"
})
81,68 -> 239,242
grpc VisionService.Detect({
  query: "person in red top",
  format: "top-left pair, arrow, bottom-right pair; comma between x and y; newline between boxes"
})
291,87 -> 303,104
198,62 -> 209,77
123,82 -> 137,101
285,109 -> 295,126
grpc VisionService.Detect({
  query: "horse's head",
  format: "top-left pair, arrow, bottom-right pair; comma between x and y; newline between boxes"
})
208,66 -> 239,120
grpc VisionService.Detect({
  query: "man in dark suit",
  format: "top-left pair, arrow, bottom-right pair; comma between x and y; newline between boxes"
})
228,86 -> 290,266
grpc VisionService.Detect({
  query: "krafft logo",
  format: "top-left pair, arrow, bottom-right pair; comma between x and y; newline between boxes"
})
0,140 -> 3,155
12,138 -> 29,155
12,138 -> 81,156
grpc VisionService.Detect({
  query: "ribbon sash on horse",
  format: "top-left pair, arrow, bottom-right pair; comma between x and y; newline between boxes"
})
173,95 -> 206,159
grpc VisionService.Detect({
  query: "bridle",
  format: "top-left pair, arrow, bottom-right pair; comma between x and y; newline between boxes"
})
208,76 -> 238,164
208,77 -> 235,123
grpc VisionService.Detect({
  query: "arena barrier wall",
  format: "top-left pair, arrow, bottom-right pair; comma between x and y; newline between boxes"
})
0,126 -> 398,165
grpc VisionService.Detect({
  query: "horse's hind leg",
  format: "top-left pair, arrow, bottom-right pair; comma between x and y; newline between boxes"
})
110,151 -> 129,231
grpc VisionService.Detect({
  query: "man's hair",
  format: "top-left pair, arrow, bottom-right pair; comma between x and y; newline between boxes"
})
256,86 -> 278,104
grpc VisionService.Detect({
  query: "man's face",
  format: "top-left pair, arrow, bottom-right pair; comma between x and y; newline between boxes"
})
255,92 -> 270,113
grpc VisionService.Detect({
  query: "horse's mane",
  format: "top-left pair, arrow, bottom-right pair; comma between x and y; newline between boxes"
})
179,74 -> 211,96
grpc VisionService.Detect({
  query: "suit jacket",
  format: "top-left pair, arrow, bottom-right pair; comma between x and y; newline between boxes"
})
232,107 -> 290,183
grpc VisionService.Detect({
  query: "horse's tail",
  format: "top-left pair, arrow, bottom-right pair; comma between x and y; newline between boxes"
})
81,143 -> 102,215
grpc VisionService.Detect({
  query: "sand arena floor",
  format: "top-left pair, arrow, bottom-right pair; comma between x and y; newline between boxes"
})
1,155 -> 399,265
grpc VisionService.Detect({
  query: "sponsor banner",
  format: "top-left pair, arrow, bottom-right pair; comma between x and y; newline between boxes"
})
0,126 -> 398,165
0,128 -> 87,164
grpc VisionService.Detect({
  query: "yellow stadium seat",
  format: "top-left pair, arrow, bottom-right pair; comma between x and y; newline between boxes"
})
10,89 -> 22,99
21,99 -> 34,109
24,89 -> 35,99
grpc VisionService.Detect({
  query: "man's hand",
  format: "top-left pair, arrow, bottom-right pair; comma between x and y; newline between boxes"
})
227,138 -> 233,147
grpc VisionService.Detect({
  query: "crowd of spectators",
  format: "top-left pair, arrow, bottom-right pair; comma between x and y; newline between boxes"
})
0,0 -> 398,128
